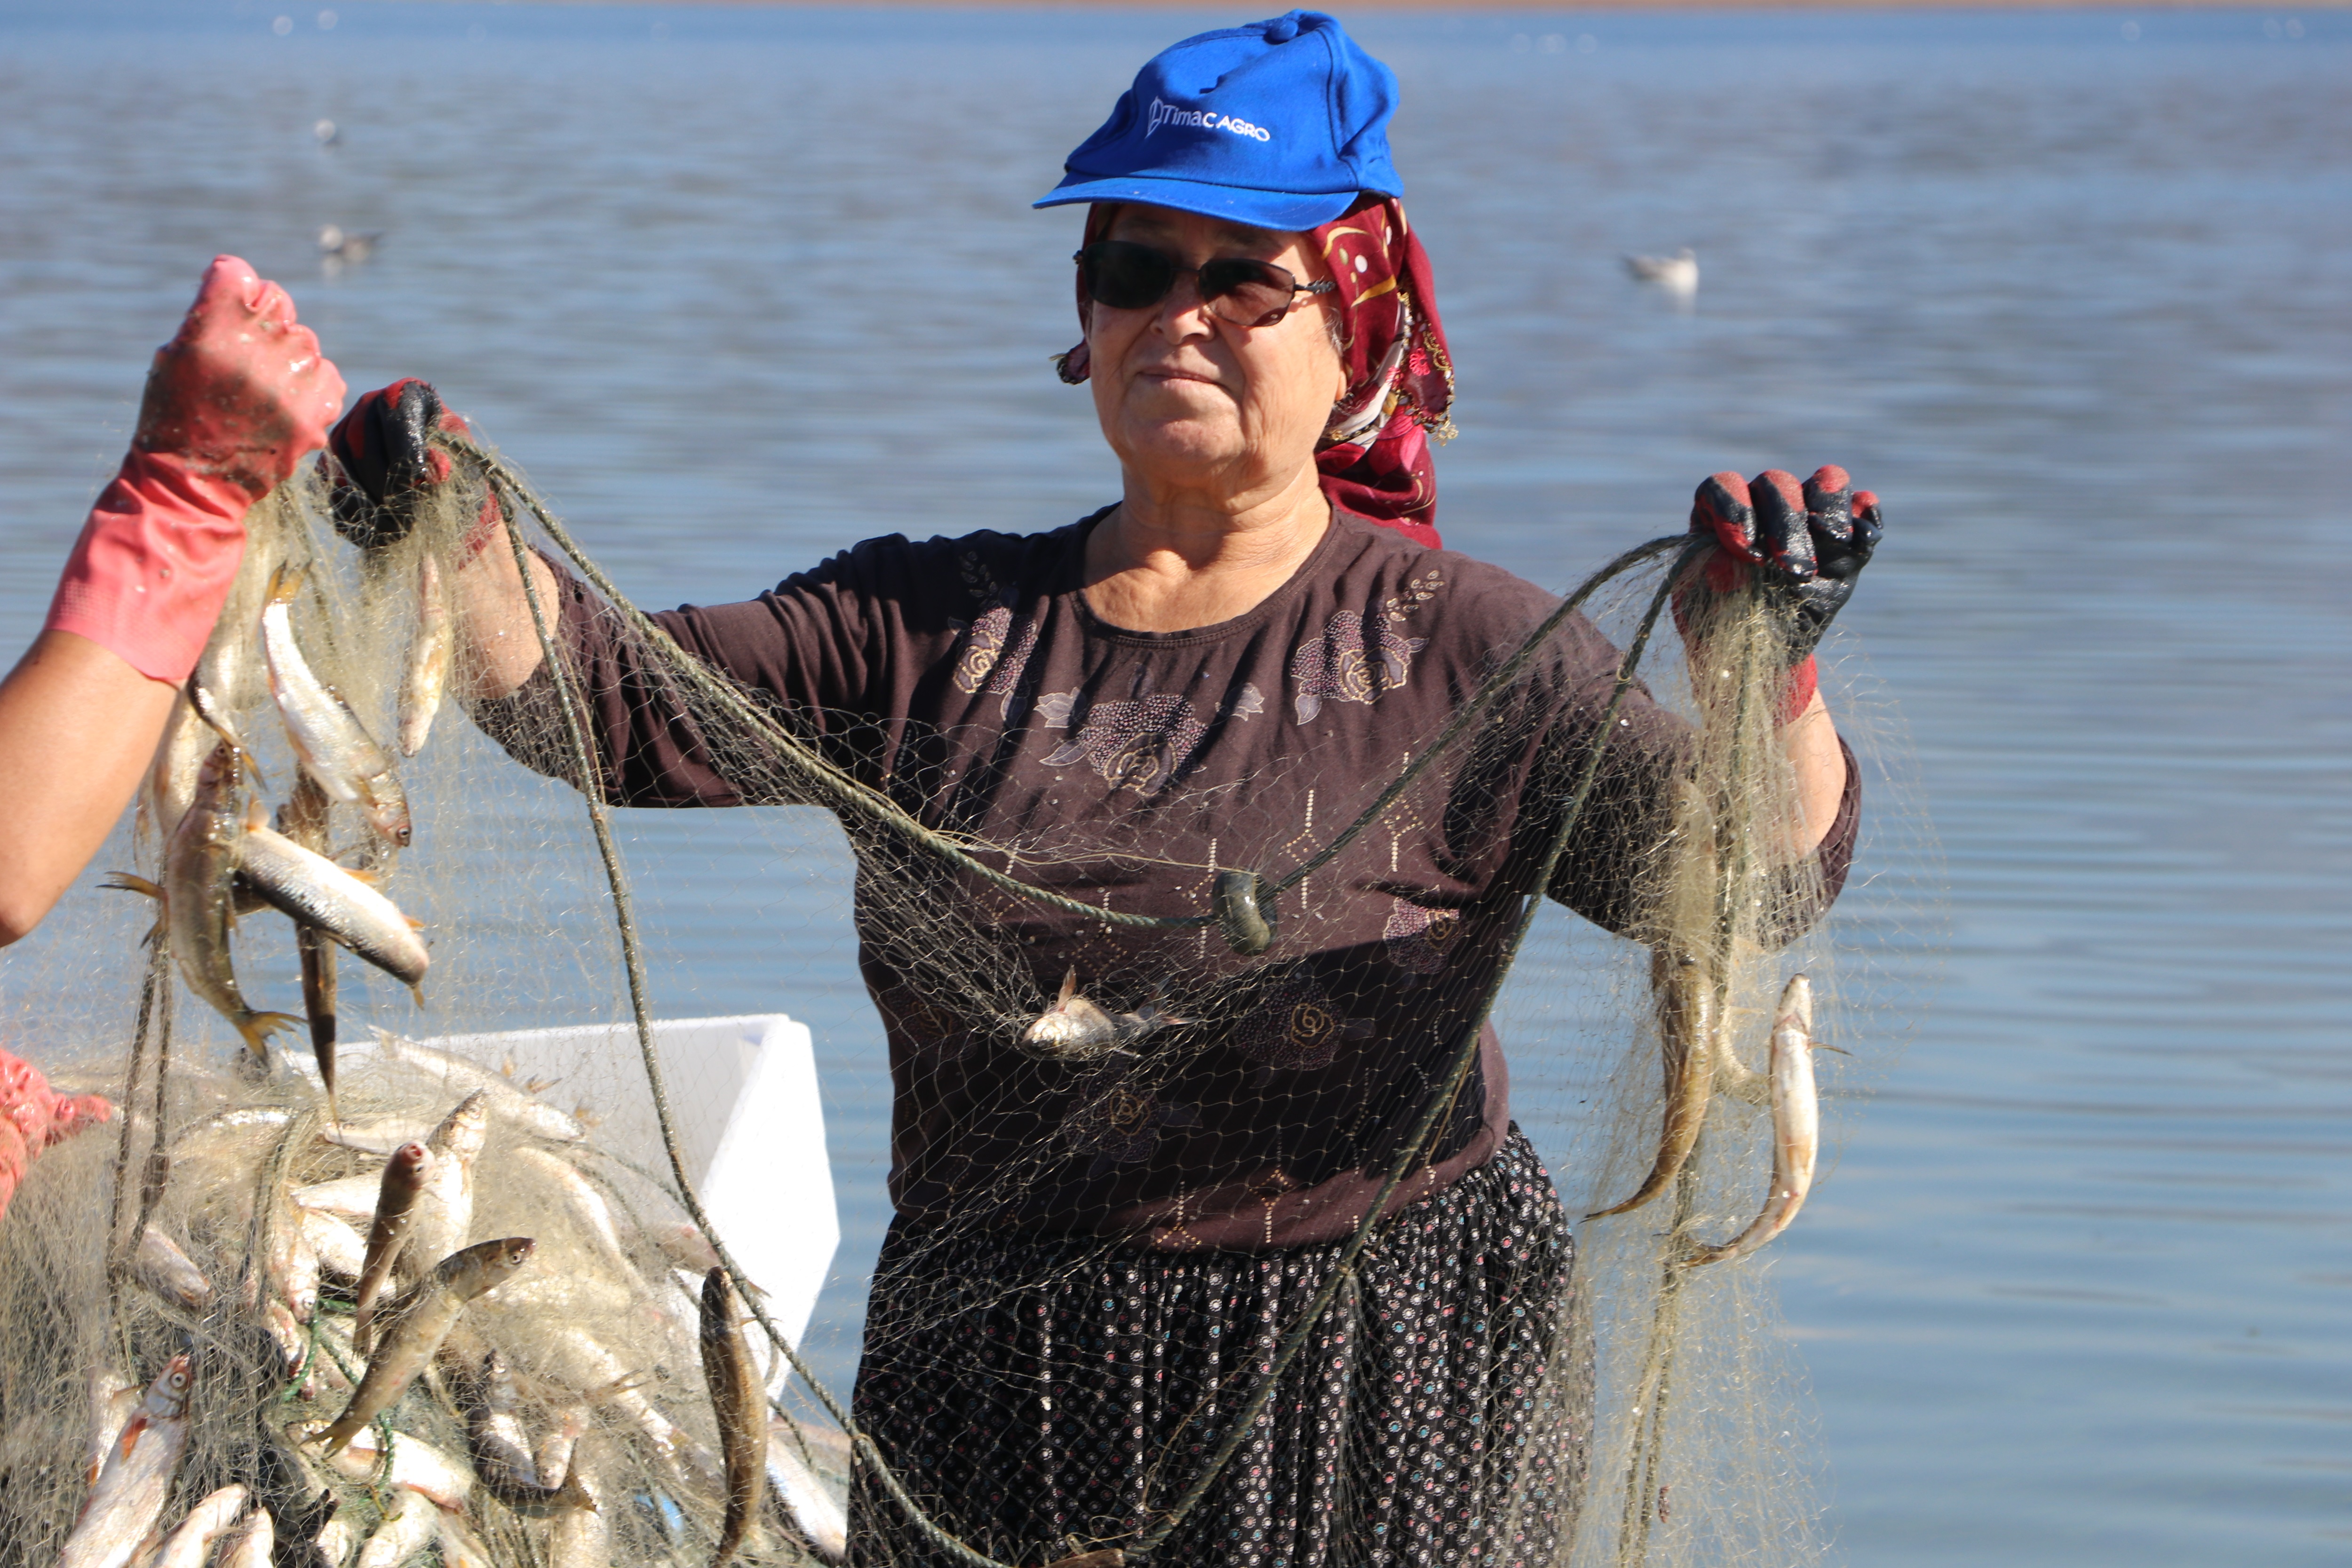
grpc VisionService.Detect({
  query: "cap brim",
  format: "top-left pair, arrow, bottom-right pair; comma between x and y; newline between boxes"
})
1034,174 -> 1358,232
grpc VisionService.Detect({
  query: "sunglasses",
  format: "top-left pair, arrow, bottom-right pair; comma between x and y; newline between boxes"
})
1074,240 -> 1337,328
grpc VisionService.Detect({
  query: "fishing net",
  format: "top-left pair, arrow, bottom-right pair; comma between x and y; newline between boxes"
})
0,427 -> 1924,1568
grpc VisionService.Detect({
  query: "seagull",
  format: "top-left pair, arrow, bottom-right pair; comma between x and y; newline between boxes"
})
1625,247 -> 1699,294
318,225 -> 382,276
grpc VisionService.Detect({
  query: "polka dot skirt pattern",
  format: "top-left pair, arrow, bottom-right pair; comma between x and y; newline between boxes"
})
849,1129 -> 1581,1567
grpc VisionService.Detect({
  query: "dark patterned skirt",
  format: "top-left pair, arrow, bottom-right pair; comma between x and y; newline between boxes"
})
848,1129 -> 1582,1568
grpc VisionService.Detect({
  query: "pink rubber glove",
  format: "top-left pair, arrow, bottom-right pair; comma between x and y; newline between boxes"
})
43,256 -> 346,682
0,1047 -> 112,1227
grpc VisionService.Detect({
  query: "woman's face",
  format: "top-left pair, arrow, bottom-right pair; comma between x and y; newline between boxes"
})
1085,205 -> 1346,509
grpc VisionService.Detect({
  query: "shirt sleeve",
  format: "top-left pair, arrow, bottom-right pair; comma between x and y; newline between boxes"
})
466,536 -> 923,808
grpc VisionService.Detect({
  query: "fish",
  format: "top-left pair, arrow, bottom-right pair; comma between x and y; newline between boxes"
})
404,1090 -> 490,1277
323,1425 -> 475,1512
81,1371 -> 138,1492
767,1424 -> 850,1566
699,1266 -> 768,1567
218,1507 -> 274,1568
397,552 -> 451,756
310,1508 -> 358,1568
315,1114 -> 435,1156
276,773 -> 342,1114
1588,947 -> 1720,1220
141,686 -> 211,849
453,1350 -> 598,1517
1019,969 -> 1184,1063
148,1483 -> 247,1568
351,1487 -> 436,1568
261,561 -> 412,846
300,1202 -> 368,1281
511,1145 -> 633,1278
546,1458 -> 612,1568
239,801 -> 429,993
1683,975 -> 1825,1268
129,1226 -> 213,1311
291,1172 -> 382,1219
105,741 -> 299,1059
370,1034 -> 584,1142
317,1235 -> 534,1454
350,1139 -> 433,1354
436,1515 -> 496,1568
55,1354 -> 192,1568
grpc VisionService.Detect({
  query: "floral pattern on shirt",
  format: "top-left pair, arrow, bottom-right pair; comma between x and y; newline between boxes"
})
1062,1078 -> 1200,1178
1035,684 -> 1265,796
1382,898 -> 1465,979
1287,569 -> 1445,723
947,553 -> 1041,713
1229,973 -> 1373,1073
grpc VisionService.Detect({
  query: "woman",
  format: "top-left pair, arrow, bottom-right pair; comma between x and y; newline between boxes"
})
27,12 -> 1871,1564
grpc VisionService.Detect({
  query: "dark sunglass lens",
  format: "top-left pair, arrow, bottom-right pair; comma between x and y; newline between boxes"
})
1200,259 -> 1298,325
1083,243 -> 1176,310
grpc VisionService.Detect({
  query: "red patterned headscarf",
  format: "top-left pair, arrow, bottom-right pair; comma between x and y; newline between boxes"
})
1057,195 -> 1457,549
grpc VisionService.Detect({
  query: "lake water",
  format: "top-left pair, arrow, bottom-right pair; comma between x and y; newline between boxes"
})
2,3 -> 2347,1563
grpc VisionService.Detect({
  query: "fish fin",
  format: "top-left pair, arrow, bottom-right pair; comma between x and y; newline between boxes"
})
404,916 -> 425,931
102,871 -> 164,901
117,1412 -> 151,1459
347,868 -> 385,887
1057,967 -> 1078,1006
266,560 -> 306,606
237,1012 -> 304,1059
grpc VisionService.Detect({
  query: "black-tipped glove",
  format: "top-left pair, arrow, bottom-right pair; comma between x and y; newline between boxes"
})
1687,465 -> 1882,664
324,377 -> 470,551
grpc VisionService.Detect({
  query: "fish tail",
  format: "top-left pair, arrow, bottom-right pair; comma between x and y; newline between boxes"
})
236,1011 -> 303,1059
266,560 -> 306,606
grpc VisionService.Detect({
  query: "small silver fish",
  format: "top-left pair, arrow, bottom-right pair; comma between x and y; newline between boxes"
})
351,1139 -> 433,1354
106,741 -> 299,1059
276,773 -> 341,1116
371,1034 -> 584,1142
1589,947 -> 1720,1220
218,1508 -> 274,1568
141,687 -> 210,850
453,1350 -> 597,1518
699,1267 -> 767,1567
238,799 -> 429,991
56,1354 -> 193,1568
148,1483 -> 247,1568
397,552 -> 451,756
403,1090 -> 490,1278
261,561 -> 411,846
318,1236 -> 534,1454
351,1486 -> 435,1568
129,1227 -> 213,1312
1019,969 -> 1184,1063
301,1200 -> 368,1281
767,1423 -> 849,1566
324,1425 -> 476,1513
1684,975 -> 1825,1268
80,1371 -> 137,1493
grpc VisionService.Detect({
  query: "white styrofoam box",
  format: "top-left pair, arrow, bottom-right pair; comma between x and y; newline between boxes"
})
363,1014 -> 837,1351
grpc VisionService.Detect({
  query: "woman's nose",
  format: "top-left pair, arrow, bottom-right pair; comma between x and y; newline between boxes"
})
1152,270 -> 1217,339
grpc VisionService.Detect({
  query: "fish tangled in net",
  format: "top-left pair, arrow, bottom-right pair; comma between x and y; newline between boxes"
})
0,438 -> 1924,1568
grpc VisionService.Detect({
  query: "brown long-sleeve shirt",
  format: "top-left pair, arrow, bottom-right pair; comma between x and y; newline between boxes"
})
482,509 -> 1857,1249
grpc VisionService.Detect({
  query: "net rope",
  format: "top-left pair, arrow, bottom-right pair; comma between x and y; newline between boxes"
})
0,429 -> 1917,1568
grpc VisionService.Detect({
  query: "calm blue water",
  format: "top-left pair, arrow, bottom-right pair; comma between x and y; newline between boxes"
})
2,4 -> 2348,1562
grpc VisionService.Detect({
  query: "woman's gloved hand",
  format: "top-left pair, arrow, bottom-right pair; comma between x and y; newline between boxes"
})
1688,465 -> 1881,661
0,1047 -> 112,1227
1683,465 -> 1882,716
325,377 -> 476,551
43,256 -> 345,682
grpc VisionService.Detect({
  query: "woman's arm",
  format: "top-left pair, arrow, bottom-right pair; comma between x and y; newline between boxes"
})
0,256 -> 343,947
0,634 -> 177,943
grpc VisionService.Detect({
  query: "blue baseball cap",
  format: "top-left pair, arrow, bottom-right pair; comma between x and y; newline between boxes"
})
1035,10 -> 1401,232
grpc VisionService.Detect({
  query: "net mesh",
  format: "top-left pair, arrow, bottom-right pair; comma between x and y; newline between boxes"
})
0,432 -> 1926,1568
